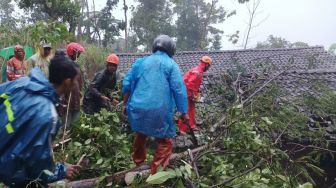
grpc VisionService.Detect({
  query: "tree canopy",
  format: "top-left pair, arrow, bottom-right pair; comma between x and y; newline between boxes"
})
256,35 -> 310,49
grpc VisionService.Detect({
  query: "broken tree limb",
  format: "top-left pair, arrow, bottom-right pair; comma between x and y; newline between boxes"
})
209,159 -> 265,188
53,138 -> 72,149
241,71 -> 285,106
188,148 -> 200,178
124,169 -> 151,185
67,145 -> 209,188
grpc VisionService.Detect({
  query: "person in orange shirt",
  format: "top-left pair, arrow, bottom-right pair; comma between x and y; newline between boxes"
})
7,45 -> 27,81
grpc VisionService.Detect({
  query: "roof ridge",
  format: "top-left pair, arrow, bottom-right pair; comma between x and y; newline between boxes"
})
116,46 -> 325,56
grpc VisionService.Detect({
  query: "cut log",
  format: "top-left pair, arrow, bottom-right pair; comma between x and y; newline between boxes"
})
67,145 -> 209,188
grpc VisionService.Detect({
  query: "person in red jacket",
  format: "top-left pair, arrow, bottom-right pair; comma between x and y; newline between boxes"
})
178,56 -> 212,134
7,45 -> 27,81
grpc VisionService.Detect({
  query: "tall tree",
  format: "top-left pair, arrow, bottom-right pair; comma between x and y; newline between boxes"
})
130,0 -> 174,51
123,0 -> 128,52
75,0 -> 87,40
98,0 -> 125,47
17,0 -> 80,33
211,34 -> 222,50
329,43 -> 336,54
0,0 -> 16,27
173,0 -> 236,51
242,0 -> 268,49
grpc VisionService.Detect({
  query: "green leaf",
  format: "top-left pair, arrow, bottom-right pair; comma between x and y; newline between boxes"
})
181,160 -> 192,176
96,158 -> 103,165
176,179 -> 184,188
94,127 -> 101,132
43,169 -> 54,176
306,163 -> 324,176
113,115 -> 120,123
157,165 -> 164,172
236,104 -> 243,109
106,182 -> 113,187
298,182 -> 313,188
74,142 -> 82,147
166,168 -> 177,178
261,117 -> 273,125
85,139 -> 91,145
146,171 -> 172,184
175,168 -> 182,177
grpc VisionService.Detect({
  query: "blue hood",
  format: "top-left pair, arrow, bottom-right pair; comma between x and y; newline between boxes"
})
0,68 -> 65,185
25,68 -> 59,104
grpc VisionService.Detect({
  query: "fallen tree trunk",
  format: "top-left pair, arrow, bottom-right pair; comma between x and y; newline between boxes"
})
64,72 -> 284,188
66,145 -> 209,188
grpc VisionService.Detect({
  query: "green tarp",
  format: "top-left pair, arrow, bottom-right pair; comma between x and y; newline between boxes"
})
0,46 -> 34,83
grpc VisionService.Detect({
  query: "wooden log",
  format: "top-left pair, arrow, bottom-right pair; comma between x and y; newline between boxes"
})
67,145 -> 209,188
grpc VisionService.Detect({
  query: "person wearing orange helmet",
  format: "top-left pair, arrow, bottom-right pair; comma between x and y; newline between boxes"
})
83,54 -> 122,114
178,55 -> 212,134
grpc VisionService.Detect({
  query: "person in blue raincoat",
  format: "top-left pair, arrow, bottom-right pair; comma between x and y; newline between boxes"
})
122,35 -> 189,174
0,50 -> 81,188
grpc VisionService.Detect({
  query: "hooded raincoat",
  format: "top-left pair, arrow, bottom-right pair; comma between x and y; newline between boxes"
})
0,68 -> 66,187
26,49 -> 51,76
122,51 -> 188,138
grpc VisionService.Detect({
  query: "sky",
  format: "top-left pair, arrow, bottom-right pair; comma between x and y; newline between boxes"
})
88,0 -> 336,50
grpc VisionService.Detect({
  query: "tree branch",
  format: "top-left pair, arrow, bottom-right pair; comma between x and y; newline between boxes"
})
209,159 -> 265,187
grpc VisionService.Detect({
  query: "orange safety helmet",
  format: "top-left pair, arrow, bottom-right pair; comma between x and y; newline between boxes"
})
66,42 -> 85,57
201,56 -> 212,65
106,54 -> 119,65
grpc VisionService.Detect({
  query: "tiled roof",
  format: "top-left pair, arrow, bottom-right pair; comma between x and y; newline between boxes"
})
117,46 -> 336,75
117,47 -> 336,107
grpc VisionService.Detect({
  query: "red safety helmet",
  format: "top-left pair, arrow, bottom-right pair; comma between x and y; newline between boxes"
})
106,54 -> 119,65
66,42 -> 85,57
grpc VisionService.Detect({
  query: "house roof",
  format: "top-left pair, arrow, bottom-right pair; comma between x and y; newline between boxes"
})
117,47 -> 336,107
117,46 -> 336,75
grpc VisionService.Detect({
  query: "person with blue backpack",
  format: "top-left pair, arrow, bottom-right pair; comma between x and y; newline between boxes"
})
0,50 -> 81,187
122,35 -> 189,174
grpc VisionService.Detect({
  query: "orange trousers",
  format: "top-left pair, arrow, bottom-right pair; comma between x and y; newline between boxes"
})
132,132 -> 173,174
178,98 -> 196,133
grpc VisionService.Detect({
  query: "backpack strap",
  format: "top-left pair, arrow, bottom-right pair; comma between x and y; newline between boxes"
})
1,93 -> 15,134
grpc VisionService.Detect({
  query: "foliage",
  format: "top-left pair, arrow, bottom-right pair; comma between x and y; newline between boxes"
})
53,69 -> 336,187
328,43 -> 336,54
173,0 -> 234,50
0,21 -> 73,48
303,85 -> 336,117
0,0 -> 17,28
17,0 -> 81,32
29,21 -> 75,47
130,0 -> 175,51
146,161 -> 192,186
256,35 -> 310,49
78,43 -> 109,85
97,0 -> 125,47
210,34 -> 222,50
150,83 -> 332,187
55,109 -> 133,179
